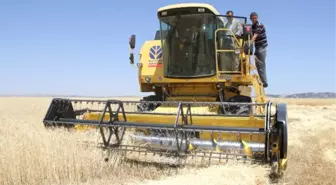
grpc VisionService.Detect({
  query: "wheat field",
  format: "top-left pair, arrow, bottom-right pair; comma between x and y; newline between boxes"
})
0,97 -> 335,185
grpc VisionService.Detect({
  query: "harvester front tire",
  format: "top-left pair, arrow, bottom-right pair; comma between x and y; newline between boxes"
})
269,103 -> 288,181
276,103 -> 288,160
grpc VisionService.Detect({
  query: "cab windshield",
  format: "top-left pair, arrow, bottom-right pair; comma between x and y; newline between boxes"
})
159,14 -> 217,78
159,14 -> 246,78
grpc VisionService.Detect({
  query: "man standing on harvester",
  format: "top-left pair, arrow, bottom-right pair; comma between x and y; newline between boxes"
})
224,10 -> 243,36
250,12 -> 268,88
221,10 -> 243,72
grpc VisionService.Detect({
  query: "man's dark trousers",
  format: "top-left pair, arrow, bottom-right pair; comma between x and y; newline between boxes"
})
255,46 -> 268,87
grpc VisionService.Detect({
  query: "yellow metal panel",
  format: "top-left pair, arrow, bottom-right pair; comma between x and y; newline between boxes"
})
151,104 -> 218,114
166,96 -> 217,102
140,73 -> 254,84
83,112 -> 265,128
83,111 -> 265,142
139,40 -> 163,77
168,83 -> 217,97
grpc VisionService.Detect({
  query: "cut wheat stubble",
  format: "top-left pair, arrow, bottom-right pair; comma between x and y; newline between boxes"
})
0,97 -> 335,185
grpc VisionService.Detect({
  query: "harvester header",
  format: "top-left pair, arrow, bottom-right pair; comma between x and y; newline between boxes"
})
43,3 -> 288,180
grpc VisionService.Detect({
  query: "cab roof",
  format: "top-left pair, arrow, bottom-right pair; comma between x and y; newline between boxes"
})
157,3 -> 221,15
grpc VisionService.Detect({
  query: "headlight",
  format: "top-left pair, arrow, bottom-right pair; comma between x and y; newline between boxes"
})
145,77 -> 151,83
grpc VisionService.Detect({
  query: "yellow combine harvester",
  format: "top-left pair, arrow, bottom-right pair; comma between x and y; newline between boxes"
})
43,3 -> 288,179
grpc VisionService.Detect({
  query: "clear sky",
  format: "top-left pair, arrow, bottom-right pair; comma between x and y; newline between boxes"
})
0,0 -> 335,96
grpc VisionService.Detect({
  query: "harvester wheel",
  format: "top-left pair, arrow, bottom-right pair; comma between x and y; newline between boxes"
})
269,103 -> 288,181
276,103 -> 288,166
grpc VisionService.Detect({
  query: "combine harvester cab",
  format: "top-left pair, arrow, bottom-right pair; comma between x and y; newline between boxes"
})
43,3 -> 288,180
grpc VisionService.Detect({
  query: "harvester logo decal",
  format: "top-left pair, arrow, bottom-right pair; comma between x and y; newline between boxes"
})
149,46 -> 162,60
148,45 -> 163,68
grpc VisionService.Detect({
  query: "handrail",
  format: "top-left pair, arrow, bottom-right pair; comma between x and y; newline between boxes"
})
214,28 -> 245,74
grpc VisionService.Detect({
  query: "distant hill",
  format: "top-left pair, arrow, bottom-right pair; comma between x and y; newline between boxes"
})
267,92 -> 336,99
266,94 -> 282,98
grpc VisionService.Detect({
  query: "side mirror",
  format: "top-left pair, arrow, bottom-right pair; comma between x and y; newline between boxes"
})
129,34 -> 136,64
129,53 -> 134,64
129,35 -> 136,49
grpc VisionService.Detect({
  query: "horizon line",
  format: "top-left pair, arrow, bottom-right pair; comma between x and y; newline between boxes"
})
0,91 -> 335,98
